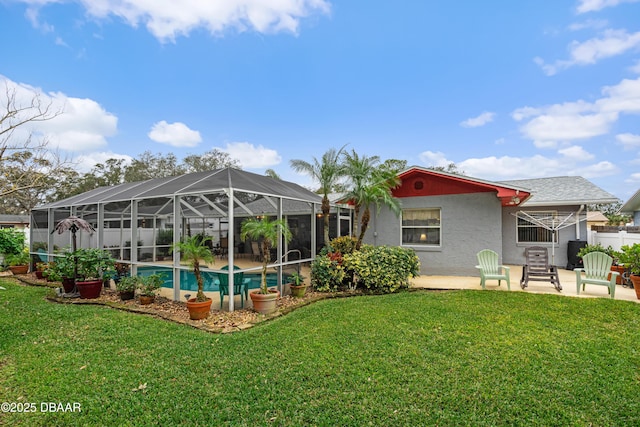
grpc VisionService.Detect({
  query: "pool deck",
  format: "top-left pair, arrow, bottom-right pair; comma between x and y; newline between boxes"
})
410,265 -> 639,303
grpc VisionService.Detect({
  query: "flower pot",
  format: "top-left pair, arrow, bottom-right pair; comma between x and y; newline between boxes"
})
35,271 -> 44,279
8,265 -> 28,275
139,295 -> 155,305
250,289 -> 280,314
290,284 -> 307,298
62,277 -> 75,293
630,275 -> 640,300
119,290 -> 135,301
186,298 -> 212,320
609,265 -> 625,285
76,279 -> 103,299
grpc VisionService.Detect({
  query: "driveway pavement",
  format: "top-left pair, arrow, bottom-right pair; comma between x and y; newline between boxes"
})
410,265 -> 639,303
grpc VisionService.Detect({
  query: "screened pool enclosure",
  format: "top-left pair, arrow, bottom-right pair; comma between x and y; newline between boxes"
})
30,168 -> 352,311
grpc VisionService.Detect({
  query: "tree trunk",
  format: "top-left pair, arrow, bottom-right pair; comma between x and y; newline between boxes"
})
322,195 -> 331,248
194,260 -> 206,302
357,207 -> 370,250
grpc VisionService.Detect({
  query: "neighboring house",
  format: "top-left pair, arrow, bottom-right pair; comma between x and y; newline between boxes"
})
0,215 -> 30,230
620,188 -> 640,225
586,211 -> 609,228
364,167 -> 618,276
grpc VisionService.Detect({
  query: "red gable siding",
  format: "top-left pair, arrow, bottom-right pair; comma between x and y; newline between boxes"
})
392,168 -> 530,207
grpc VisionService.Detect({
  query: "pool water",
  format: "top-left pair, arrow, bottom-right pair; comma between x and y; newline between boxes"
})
137,266 -> 290,292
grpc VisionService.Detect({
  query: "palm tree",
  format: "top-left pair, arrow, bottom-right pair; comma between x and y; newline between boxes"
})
356,167 -> 402,249
342,150 -> 380,238
241,217 -> 292,294
171,235 -> 214,302
290,146 -> 346,248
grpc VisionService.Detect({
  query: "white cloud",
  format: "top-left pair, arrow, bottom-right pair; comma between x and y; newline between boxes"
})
18,0 -> 331,42
418,151 -> 452,168
558,145 -> 595,160
513,77 -> 640,146
568,19 -> 608,31
457,154 -> 617,180
625,172 -> 640,182
148,121 -> 201,147
577,0 -> 640,13
536,29 -> 640,76
217,141 -> 281,168
73,151 -> 133,173
1,75 -> 118,152
616,133 -> 640,149
630,59 -> 640,74
460,111 -> 495,128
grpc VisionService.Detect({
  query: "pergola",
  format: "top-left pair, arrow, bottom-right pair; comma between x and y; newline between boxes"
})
30,168 -> 352,311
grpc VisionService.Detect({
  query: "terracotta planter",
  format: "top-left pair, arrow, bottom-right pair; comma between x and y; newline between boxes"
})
609,265 -> 626,285
35,271 -> 44,279
76,279 -> 103,299
8,265 -> 28,275
139,295 -> 155,305
290,284 -> 307,298
250,289 -> 280,314
630,275 -> 640,300
186,298 -> 212,320
119,290 -> 135,301
62,277 -> 75,293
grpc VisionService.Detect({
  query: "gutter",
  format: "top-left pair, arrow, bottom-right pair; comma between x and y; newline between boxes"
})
575,205 -> 585,240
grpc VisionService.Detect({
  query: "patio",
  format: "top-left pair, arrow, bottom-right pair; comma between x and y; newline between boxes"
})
411,265 -> 639,303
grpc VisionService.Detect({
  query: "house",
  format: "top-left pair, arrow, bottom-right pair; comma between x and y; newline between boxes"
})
0,214 -> 29,230
364,167 -> 618,276
620,188 -> 640,225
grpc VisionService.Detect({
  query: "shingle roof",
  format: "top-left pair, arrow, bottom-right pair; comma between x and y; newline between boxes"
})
620,188 -> 640,214
0,214 -> 29,224
498,176 -> 619,206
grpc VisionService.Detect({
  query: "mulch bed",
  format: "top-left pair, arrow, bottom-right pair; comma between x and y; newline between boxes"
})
8,273 -> 341,333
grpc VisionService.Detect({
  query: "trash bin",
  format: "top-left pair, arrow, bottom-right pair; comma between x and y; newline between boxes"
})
566,240 -> 587,270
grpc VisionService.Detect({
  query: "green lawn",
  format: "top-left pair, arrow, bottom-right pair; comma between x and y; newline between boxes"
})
1,279 -> 639,426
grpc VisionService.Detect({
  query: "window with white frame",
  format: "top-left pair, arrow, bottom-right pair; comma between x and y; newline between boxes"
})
402,208 -> 441,245
517,211 -> 556,243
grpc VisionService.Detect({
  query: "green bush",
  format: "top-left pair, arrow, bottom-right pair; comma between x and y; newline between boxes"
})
0,228 -> 25,256
343,245 -> 420,293
329,236 -> 358,255
310,255 -> 345,292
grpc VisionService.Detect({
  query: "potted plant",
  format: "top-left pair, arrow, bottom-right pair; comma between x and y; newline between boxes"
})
47,252 -> 77,293
74,248 -> 116,299
115,276 -> 138,301
172,235 -> 215,319
241,217 -> 292,314
137,274 -> 164,305
6,250 -> 30,275
34,262 -> 48,279
619,243 -> 640,299
289,271 -> 307,298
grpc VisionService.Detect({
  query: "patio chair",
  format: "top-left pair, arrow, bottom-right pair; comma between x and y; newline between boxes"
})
476,249 -> 511,290
520,246 -> 562,291
215,265 -> 251,308
574,252 -> 618,299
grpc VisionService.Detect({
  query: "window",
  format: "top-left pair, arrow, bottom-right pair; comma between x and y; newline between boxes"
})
402,208 -> 441,245
517,212 -> 556,243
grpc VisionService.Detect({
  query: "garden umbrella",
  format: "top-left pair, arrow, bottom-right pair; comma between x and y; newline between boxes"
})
53,216 -> 95,253
52,216 -> 95,296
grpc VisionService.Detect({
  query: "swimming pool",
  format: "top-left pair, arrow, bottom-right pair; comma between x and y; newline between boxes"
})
137,266 -> 291,292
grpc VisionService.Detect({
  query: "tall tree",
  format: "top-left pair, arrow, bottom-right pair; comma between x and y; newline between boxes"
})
124,151 -> 184,182
356,166 -> 402,249
290,146 -> 346,248
0,82 -> 69,212
343,150 -> 380,238
182,148 -> 240,172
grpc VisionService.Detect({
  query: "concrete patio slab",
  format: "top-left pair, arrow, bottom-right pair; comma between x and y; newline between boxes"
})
411,265 -> 639,303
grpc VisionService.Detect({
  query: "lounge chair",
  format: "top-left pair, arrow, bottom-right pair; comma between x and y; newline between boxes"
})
476,249 -> 511,290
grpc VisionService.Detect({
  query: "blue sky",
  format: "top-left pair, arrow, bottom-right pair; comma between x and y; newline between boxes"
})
1,0 -> 640,201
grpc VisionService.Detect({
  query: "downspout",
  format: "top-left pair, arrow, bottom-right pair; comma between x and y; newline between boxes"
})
575,204 -> 585,240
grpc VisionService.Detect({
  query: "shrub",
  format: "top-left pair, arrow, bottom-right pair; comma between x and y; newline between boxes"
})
329,236 -> 358,255
343,245 -> 420,293
0,229 -> 25,256
310,255 -> 345,292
